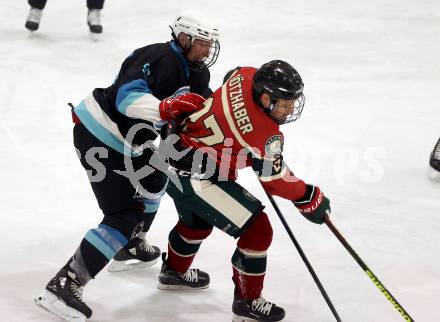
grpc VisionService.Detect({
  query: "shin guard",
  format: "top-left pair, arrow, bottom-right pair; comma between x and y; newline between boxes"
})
70,224 -> 128,282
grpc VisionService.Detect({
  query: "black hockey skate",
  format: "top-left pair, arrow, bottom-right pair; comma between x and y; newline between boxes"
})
87,9 -> 103,34
107,237 -> 161,272
428,138 -> 440,181
232,295 -> 285,322
34,268 -> 92,322
25,7 -> 42,31
157,253 -> 210,290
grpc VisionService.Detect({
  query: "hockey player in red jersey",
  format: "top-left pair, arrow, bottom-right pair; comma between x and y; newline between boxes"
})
160,60 -> 331,321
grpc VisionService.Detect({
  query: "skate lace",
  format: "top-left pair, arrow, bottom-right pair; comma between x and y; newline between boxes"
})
180,269 -> 198,282
88,10 -> 101,25
27,8 -> 42,23
70,283 -> 84,301
138,240 -> 156,253
251,297 -> 273,316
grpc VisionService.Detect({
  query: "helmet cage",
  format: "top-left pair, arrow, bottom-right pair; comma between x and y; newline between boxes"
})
171,10 -> 220,69
202,39 -> 220,68
186,37 -> 220,70
252,60 -> 305,124
269,94 -> 306,124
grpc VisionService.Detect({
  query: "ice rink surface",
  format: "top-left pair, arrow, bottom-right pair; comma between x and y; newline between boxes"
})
0,0 -> 439,321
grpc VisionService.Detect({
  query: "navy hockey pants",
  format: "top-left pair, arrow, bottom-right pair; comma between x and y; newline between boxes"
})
63,124 -> 166,283
73,123 -> 167,216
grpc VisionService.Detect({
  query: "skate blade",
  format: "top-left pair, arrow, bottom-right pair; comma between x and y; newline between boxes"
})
107,258 -> 158,272
232,313 -> 260,322
34,290 -> 87,322
427,165 -> 440,182
157,282 -> 209,291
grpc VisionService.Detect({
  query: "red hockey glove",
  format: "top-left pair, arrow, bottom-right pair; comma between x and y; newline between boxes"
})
293,184 -> 330,224
159,93 -> 205,121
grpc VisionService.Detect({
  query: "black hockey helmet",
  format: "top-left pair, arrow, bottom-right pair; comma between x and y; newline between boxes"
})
253,60 -> 305,124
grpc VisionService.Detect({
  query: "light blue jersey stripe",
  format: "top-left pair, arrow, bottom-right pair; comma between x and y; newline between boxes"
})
85,231 -> 115,260
170,41 -> 189,79
74,101 -> 134,156
84,224 -> 128,260
116,79 -> 152,116
98,224 -> 129,245
118,92 -> 148,115
144,196 -> 163,213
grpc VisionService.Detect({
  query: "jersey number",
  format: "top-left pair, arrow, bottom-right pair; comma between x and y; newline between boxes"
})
188,98 -> 225,146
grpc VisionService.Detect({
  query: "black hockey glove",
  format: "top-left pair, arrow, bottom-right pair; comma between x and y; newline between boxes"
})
293,184 -> 330,224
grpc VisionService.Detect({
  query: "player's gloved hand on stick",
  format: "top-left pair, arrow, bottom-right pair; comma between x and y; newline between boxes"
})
293,184 -> 330,224
159,93 -> 205,121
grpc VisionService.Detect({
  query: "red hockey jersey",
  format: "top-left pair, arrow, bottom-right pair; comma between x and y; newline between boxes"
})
178,67 -> 307,201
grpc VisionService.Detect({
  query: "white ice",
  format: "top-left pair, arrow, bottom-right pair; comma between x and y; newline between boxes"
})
0,0 -> 439,321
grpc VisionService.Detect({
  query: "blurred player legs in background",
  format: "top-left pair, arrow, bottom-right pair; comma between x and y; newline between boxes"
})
25,0 -> 104,34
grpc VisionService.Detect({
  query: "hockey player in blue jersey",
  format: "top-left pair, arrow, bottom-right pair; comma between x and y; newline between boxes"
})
34,10 -> 220,322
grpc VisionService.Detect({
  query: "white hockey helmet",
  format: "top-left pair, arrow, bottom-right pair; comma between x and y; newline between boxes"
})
171,10 -> 220,68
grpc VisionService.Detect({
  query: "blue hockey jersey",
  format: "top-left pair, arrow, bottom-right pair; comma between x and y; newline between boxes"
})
74,41 -> 212,155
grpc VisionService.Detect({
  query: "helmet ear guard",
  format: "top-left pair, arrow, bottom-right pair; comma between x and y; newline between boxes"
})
170,10 -> 220,69
253,60 -> 306,124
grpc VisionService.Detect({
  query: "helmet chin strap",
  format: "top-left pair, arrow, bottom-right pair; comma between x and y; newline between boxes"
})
171,29 -> 192,56
182,35 -> 202,67
186,36 -> 208,71
172,32 -> 211,71
176,35 -> 192,58
186,35 -> 194,53
261,102 -> 275,119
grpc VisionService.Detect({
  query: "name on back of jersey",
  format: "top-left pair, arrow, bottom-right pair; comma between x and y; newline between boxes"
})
228,75 -> 253,135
